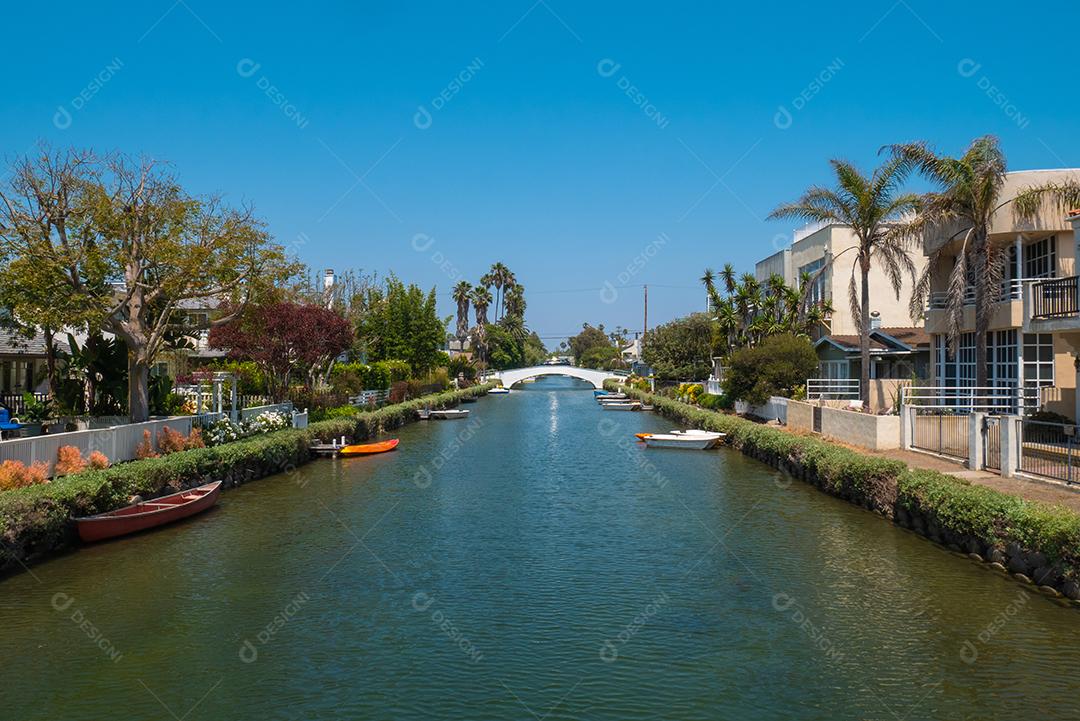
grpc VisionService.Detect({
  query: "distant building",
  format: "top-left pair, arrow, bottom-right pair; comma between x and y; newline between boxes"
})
0,328 -> 69,400
754,222 -> 928,337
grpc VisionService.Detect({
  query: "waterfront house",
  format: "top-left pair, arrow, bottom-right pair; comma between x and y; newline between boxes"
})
0,327 -> 68,409
756,221 -> 929,337
924,169 -> 1080,419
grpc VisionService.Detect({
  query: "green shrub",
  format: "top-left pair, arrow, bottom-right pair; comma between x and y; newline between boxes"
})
723,333 -> 818,406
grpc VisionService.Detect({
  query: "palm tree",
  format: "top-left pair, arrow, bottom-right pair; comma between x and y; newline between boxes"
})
769,157 -> 921,406
452,281 -> 472,352
719,263 -> 738,295
471,285 -> 493,365
891,136 -> 1080,389
503,283 -> 525,319
486,262 -> 513,320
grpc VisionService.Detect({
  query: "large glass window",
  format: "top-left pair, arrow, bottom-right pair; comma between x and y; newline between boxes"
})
1023,236 -> 1056,279
819,360 -> 848,379
799,258 -> 827,305
1023,333 -> 1055,389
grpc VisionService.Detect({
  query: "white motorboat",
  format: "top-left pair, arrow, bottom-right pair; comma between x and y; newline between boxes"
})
635,429 -> 726,441
602,402 -> 642,411
429,409 -> 470,419
488,387 -> 510,395
597,393 -> 628,402
642,432 -> 724,449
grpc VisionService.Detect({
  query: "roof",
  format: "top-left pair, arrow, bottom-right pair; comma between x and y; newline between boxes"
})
0,328 -> 71,357
815,326 -> 929,355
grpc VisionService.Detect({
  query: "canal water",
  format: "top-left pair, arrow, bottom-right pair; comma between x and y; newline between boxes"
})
3,375 -> 1079,720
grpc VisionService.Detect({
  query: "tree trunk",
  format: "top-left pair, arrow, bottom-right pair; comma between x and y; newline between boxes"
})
974,235 -> 990,392
128,353 -> 151,423
42,327 -> 58,400
860,259 -> 871,409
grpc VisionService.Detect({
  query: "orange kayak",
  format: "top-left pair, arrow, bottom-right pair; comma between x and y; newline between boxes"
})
339,439 -> 400,456
635,433 -> 653,441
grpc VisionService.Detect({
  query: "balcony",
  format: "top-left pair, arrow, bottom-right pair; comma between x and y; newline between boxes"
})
1025,276 -> 1080,334
925,279 -> 1027,333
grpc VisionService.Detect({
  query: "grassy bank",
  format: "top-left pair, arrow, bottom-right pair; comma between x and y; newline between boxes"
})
0,383 -> 493,575
611,382 -> 1080,598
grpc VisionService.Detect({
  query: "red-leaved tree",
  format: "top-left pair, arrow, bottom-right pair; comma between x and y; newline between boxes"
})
209,302 -> 353,400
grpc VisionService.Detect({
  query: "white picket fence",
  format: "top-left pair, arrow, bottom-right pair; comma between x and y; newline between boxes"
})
0,403 -> 306,476
0,417 -> 202,476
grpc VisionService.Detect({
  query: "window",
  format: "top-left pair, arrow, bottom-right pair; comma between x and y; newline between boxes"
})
1023,236 -> 1056,279
819,360 -> 848,379
1023,333 -> 1055,390
799,258 -> 827,305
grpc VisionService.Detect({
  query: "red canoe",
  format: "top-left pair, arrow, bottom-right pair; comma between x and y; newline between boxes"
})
75,481 -> 222,543
338,439 -> 399,456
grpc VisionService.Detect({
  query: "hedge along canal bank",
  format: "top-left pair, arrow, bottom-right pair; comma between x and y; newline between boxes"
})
610,383 -> 1080,602
0,383 -> 494,576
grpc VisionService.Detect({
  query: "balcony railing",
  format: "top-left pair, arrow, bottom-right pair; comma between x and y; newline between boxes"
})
900,385 -> 1039,414
806,378 -> 860,400
1030,276 -> 1080,319
927,278 -> 1027,310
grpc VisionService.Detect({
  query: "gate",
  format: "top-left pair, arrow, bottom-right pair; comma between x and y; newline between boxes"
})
983,416 -> 1000,471
911,411 -> 967,459
1018,419 -> 1079,484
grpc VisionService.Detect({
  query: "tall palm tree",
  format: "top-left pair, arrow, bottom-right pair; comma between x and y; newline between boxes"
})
452,280 -> 472,352
769,157 -> 920,406
891,136 -> 1080,389
486,262 -> 512,321
503,283 -> 526,319
471,285 -> 493,365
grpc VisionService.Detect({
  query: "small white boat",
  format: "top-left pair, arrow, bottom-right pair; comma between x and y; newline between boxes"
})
429,409 -> 469,419
602,402 -> 642,411
597,393 -> 628,402
488,387 -> 510,395
643,432 -> 723,449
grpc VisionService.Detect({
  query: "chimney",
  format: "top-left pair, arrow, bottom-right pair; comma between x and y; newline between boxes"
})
869,311 -> 882,330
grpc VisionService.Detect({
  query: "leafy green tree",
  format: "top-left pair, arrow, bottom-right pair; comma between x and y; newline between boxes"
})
356,276 -> 447,376
567,323 -> 611,364
723,334 -> 818,405
580,344 -> 620,370
641,314 -> 714,380
769,156 -> 920,406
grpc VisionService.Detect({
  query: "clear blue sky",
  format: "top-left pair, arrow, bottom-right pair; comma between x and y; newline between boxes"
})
4,1 -> 1077,345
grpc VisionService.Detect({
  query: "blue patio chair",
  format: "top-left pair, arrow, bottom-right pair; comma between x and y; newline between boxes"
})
0,407 -> 22,438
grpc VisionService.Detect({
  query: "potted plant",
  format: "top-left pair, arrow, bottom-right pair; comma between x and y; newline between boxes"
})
17,392 -> 53,436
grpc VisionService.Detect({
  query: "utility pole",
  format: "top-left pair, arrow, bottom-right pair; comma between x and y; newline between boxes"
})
643,284 -> 648,339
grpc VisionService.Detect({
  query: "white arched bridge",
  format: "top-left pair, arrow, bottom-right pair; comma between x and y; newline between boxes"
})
481,365 -> 625,389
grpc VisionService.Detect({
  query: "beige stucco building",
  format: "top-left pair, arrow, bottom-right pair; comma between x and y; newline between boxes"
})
921,169 -> 1080,419
756,222 -> 928,336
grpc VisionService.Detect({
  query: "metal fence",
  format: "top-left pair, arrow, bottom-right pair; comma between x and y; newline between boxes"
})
900,385 -> 1038,415
1018,419 -> 1080,484
911,412 -> 968,459
806,378 -> 860,400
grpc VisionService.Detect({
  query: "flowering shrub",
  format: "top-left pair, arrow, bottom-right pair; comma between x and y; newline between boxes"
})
135,430 -> 159,460
88,451 -> 110,469
0,460 -> 49,490
206,418 -> 244,446
246,411 -> 290,434
55,446 -> 88,476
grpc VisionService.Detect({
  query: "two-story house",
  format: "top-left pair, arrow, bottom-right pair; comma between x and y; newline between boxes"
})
924,169 -> 1080,419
